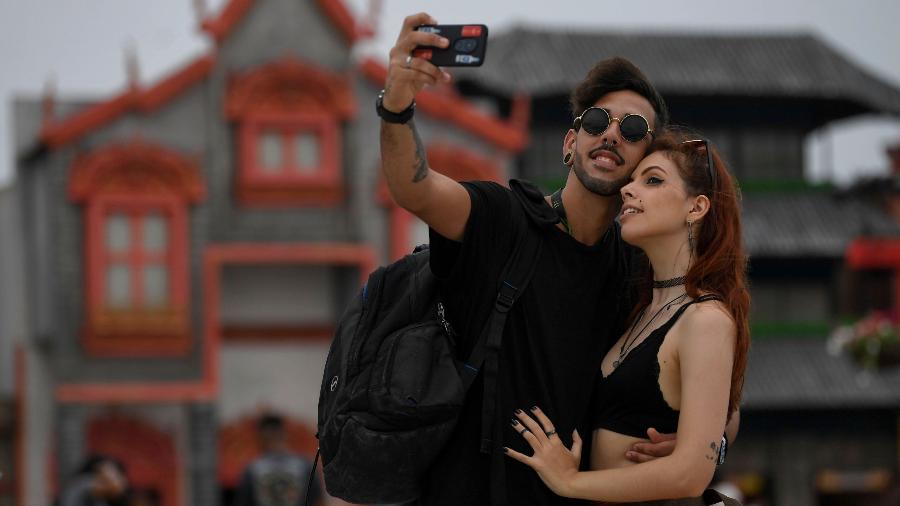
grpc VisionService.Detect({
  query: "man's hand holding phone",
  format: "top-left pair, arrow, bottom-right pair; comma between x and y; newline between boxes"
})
383,12 -> 452,113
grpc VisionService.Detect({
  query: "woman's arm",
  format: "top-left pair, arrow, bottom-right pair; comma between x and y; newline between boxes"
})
506,302 -> 736,502
626,408 -> 738,464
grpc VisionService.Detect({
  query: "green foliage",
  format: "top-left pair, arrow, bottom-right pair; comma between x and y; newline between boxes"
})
750,321 -> 832,338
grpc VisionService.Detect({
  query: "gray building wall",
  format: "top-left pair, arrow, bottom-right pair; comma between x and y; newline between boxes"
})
751,279 -> 832,324
220,265 -> 338,325
189,402 -> 217,506
218,0 -> 350,73
204,0 -> 360,248
0,183 -> 24,506
0,184 -> 24,397
22,345 -> 55,506
0,161 -> 53,503
218,341 -> 331,427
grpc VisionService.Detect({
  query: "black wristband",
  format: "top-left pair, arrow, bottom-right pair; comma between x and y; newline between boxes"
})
376,89 -> 415,124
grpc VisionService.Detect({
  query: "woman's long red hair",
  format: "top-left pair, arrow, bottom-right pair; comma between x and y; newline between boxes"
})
630,130 -> 750,420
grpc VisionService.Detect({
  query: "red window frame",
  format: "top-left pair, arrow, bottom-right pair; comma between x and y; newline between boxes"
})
83,194 -> 190,356
237,111 -> 343,207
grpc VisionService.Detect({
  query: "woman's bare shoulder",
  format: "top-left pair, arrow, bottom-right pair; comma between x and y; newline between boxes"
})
677,297 -> 735,343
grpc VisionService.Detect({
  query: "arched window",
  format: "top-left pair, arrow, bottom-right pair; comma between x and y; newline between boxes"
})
69,141 -> 205,356
226,58 -> 356,206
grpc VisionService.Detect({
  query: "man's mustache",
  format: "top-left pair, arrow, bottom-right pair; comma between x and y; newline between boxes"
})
588,144 -> 624,165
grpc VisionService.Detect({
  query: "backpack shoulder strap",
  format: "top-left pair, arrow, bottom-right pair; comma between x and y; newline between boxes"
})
458,211 -> 542,391
457,195 -> 543,456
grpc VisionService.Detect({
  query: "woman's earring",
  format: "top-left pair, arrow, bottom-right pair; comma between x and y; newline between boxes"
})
687,220 -> 695,250
563,151 -> 573,165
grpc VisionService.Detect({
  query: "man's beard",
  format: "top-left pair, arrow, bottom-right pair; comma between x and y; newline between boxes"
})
572,154 -> 630,197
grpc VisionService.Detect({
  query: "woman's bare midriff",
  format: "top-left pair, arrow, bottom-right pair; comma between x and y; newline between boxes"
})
589,429 -> 650,505
590,428 -> 647,470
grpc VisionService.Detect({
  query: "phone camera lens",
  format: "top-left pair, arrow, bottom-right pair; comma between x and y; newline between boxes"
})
453,38 -> 478,53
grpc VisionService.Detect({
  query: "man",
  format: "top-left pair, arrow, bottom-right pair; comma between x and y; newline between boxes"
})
378,13 -> 735,505
57,455 -> 129,506
234,414 -> 322,506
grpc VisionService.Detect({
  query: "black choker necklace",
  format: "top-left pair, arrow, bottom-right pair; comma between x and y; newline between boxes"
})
653,276 -> 686,289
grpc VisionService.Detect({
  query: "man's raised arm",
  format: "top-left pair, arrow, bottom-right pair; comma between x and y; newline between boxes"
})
380,13 -> 471,242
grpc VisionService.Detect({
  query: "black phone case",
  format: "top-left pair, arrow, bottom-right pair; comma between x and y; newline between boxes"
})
413,24 -> 489,67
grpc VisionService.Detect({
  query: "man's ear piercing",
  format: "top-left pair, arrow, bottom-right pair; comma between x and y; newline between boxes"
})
563,152 -> 573,165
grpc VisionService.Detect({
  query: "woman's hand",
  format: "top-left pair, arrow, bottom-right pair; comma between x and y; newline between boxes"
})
626,428 -> 676,462
503,406 -> 582,498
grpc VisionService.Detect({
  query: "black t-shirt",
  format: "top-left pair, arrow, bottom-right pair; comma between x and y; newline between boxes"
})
419,180 -> 636,506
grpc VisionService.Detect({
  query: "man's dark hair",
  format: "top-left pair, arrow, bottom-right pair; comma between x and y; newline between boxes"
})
569,57 -> 669,130
258,413 -> 285,433
78,454 -> 126,475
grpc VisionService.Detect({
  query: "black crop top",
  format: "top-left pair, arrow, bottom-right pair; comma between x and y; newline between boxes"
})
592,295 -> 721,438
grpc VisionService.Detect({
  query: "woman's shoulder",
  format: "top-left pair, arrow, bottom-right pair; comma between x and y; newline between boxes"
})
676,295 -> 736,342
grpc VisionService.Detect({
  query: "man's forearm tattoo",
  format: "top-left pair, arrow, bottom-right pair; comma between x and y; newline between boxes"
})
407,120 -> 428,183
705,441 -> 718,461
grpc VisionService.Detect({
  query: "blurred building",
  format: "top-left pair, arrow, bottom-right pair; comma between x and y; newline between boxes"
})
0,184 -> 25,506
454,28 -> 900,506
3,2 -> 900,506
1,1 -> 524,505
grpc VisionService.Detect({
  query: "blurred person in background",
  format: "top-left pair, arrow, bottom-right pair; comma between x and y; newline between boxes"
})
234,413 -> 322,506
56,455 -> 129,506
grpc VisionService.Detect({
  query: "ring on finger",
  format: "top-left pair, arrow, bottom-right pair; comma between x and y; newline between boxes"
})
545,430 -> 557,437
519,427 -> 529,436
405,55 -> 413,68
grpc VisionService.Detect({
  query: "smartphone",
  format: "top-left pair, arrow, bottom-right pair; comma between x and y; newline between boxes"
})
413,24 -> 489,67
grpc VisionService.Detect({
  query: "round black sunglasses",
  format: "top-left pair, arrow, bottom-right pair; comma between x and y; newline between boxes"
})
572,107 -> 654,143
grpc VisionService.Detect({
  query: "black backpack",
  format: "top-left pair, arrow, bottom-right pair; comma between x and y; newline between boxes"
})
316,208 -> 542,504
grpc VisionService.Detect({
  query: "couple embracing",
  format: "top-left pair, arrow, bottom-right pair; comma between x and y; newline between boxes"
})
377,13 -> 748,506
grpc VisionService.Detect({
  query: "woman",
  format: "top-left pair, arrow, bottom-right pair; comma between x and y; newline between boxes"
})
505,131 -> 750,505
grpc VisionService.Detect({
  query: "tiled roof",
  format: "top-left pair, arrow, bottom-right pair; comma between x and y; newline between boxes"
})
742,192 -> 900,257
742,338 -> 900,409
202,0 -> 365,45
40,55 -> 215,148
457,27 -> 900,115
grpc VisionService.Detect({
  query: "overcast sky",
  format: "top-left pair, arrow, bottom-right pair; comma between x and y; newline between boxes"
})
1,0 -> 898,187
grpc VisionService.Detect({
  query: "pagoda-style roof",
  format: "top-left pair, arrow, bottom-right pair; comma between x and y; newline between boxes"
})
457,28 -> 900,118
743,337 -> 900,409
742,191 -> 900,257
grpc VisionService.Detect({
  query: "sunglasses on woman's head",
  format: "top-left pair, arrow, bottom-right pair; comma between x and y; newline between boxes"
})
682,139 -> 717,189
572,107 -> 654,143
